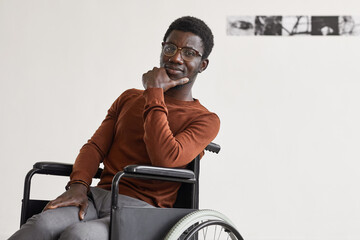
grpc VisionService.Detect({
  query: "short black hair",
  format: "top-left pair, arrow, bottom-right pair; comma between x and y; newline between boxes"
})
163,16 -> 214,60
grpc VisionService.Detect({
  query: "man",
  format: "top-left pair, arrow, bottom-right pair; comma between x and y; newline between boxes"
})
10,16 -> 220,239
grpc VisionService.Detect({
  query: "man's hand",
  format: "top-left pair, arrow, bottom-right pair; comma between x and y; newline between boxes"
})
142,67 -> 189,92
43,183 -> 89,220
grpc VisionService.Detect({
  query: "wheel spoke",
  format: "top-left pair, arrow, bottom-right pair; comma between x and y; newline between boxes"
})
217,227 -> 224,240
202,224 -> 208,239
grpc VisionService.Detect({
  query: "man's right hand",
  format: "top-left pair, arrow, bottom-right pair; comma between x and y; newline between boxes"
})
43,183 -> 89,220
142,67 -> 189,92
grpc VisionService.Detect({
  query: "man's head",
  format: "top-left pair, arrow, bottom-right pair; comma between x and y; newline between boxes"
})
163,16 -> 214,60
160,16 -> 213,83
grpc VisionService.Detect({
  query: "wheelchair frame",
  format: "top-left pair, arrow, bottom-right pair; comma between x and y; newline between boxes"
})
20,142 -> 244,239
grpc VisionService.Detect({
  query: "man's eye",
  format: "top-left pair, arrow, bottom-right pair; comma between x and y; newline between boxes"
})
165,46 -> 174,52
183,49 -> 196,57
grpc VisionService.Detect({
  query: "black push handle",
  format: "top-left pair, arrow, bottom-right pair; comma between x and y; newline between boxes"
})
205,142 -> 221,154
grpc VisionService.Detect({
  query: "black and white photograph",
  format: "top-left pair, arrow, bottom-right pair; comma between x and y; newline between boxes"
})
339,16 -> 360,35
311,16 -> 339,35
227,16 -> 255,36
227,15 -> 360,36
281,16 -> 312,36
254,16 -> 283,35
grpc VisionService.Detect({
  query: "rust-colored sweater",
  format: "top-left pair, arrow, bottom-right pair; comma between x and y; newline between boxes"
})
70,88 -> 220,207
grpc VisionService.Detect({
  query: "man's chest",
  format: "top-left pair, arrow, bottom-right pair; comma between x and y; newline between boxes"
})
114,98 -> 198,137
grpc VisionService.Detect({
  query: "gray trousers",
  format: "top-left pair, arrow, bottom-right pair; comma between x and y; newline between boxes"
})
9,187 -> 154,240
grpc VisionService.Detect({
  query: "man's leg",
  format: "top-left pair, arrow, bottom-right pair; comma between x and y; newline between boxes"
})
9,199 -> 98,240
58,187 -> 155,240
59,216 -> 110,240
89,187 -> 155,218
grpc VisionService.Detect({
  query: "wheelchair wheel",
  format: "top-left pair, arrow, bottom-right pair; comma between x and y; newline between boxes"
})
164,209 -> 244,240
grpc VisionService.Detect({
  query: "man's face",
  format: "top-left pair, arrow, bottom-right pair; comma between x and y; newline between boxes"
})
160,30 -> 208,82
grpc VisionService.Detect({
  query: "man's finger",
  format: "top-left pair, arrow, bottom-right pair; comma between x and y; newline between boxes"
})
78,203 -> 88,220
44,202 -> 62,211
43,198 -> 64,210
44,198 -> 75,211
43,201 -> 56,211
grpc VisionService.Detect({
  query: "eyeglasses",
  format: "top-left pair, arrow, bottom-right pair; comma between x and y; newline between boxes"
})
162,42 -> 202,62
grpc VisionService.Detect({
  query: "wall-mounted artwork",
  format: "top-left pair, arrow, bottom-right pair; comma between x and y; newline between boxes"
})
227,16 -> 360,36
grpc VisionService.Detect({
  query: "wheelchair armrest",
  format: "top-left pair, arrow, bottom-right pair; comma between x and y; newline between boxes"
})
111,165 -> 197,210
21,162 -> 102,226
32,161 -> 103,178
124,165 -> 195,179
33,162 -> 73,176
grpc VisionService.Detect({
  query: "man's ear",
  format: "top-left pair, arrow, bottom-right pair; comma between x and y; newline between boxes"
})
199,59 -> 209,73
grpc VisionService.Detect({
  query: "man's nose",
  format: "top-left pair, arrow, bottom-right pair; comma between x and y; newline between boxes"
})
169,50 -> 184,64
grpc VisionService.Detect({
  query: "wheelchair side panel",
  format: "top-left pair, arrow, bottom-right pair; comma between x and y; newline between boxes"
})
111,207 -> 195,240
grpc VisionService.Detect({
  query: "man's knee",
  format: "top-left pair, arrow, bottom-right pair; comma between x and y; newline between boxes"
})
9,209 -> 74,240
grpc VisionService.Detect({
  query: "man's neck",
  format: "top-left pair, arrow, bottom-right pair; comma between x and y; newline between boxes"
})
164,84 -> 194,101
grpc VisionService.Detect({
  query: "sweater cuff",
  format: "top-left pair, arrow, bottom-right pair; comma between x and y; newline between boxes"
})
143,88 -> 167,119
143,88 -> 165,105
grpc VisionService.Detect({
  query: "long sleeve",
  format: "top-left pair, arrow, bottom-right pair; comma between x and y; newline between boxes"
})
143,88 -> 220,168
70,95 -> 123,185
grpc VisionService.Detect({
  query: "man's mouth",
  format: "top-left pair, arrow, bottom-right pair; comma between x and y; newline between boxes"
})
165,65 -> 184,75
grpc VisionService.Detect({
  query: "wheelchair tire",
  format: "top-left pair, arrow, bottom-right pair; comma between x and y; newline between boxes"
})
164,209 -> 244,240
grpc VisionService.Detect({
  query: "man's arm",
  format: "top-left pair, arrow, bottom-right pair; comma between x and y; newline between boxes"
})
142,67 -> 220,168
44,94 -> 123,219
143,88 -> 220,167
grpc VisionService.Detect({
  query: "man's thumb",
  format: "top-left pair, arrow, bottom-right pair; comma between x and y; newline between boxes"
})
176,77 -> 189,85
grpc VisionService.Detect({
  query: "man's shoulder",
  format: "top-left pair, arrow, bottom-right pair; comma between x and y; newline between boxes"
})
114,88 -> 143,102
196,101 -> 220,124
121,88 -> 144,97
194,100 -> 218,115
185,101 -> 221,136
109,88 -> 144,111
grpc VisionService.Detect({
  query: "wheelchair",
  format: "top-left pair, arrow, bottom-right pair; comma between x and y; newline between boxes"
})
20,142 -> 244,240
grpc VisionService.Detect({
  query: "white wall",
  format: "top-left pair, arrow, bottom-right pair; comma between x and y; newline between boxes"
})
1,0 -> 360,239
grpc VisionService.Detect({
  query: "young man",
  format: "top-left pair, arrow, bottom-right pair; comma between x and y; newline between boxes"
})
10,16 -> 220,240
